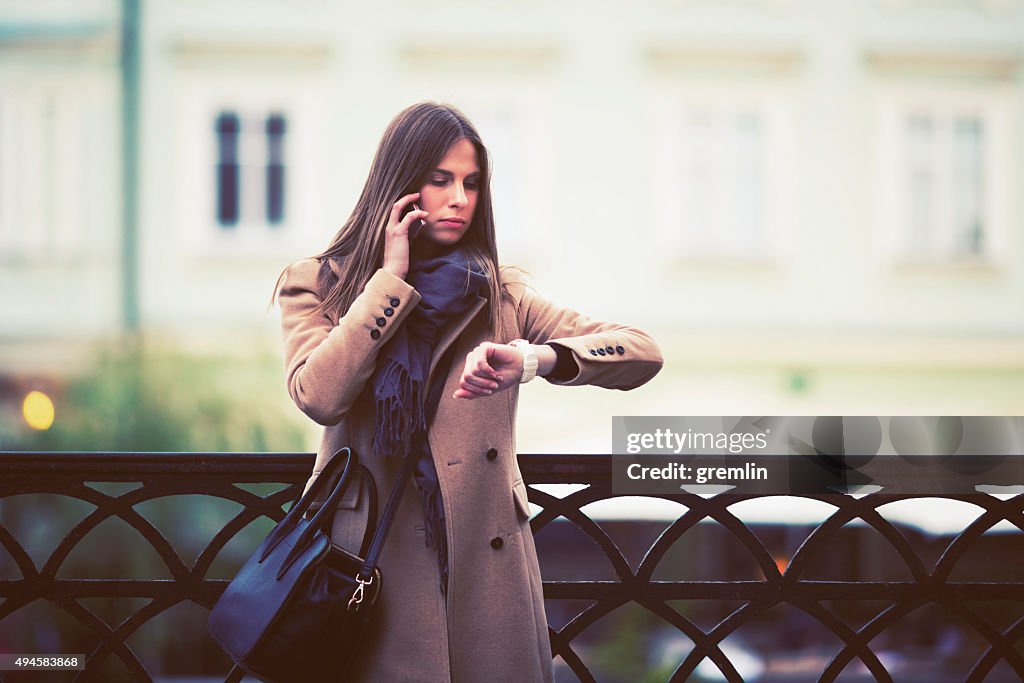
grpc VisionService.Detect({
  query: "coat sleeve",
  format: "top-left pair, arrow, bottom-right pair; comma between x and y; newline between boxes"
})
501,269 -> 663,390
278,258 -> 422,425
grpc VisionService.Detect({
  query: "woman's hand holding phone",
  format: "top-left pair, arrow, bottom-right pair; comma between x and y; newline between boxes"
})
382,193 -> 429,281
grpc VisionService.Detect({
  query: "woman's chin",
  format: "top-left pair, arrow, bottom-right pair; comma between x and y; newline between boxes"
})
422,230 -> 466,246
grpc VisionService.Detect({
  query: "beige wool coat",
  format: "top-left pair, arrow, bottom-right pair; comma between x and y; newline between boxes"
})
277,257 -> 663,682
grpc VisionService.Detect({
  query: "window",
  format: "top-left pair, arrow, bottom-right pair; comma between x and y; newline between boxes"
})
677,107 -> 767,254
903,113 -> 985,256
0,83 -> 90,260
654,81 -> 796,261
212,109 -> 288,229
172,46 -> 326,258
874,81 -> 1010,264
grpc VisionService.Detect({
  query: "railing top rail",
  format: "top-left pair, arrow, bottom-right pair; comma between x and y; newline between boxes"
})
0,452 -> 611,482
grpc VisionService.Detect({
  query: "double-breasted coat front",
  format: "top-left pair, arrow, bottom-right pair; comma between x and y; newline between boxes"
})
277,257 -> 663,682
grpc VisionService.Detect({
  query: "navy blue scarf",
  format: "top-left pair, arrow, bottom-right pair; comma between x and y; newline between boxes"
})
371,245 -> 487,595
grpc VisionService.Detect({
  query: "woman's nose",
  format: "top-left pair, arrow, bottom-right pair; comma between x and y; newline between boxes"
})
448,185 -> 467,207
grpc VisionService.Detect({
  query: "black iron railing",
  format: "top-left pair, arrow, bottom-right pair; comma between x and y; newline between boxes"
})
1,452 -> 1022,682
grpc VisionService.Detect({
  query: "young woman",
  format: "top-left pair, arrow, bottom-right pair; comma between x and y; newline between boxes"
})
273,102 -> 663,681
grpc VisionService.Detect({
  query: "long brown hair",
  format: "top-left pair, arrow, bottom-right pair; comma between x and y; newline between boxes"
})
271,101 -> 508,338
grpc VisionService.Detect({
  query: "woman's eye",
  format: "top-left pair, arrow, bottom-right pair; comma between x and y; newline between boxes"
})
430,177 -> 447,186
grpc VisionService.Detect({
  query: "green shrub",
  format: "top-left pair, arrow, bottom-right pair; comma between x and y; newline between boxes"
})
4,339 -> 308,453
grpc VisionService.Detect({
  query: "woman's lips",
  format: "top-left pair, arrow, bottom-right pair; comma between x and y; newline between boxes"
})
438,218 -> 465,227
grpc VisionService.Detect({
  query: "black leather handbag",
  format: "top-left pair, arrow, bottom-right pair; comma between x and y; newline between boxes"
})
208,446 -> 416,682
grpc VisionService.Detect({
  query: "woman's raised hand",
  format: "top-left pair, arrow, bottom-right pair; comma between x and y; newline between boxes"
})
382,193 -> 430,281
453,342 -> 523,399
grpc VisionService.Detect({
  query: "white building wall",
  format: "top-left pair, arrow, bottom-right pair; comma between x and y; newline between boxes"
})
1,0 -> 1022,440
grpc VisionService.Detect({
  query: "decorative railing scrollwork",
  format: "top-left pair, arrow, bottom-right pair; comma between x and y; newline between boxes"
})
1,452 -> 1022,682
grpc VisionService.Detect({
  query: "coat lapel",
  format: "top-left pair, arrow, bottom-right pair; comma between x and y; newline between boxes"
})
427,294 -> 487,389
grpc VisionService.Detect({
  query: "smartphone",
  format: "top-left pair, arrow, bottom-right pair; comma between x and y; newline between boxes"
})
404,202 -> 426,240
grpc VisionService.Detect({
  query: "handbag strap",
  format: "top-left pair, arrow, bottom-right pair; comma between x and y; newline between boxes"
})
274,449 -> 366,576
303,458 -> 381,560
260,446 -> 359,563
357,442 -> 418,581
279,442 -> 405,578
291,444 -> 416,582
356,342 -> 461,582
281,444 -> 415,583
282,440 -> 409,581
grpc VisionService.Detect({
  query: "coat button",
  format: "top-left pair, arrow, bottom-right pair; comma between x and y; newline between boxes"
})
376,317 -> 387,327
370,329 -> 381,340
384,307 -> 394,317
605,345 -> 615,355
616,345 -> 625,355
589,349 -> 598,356
490,537 -> 503,549
486,448 -> 498,461
389,296 -> 400,307
597,348 -> 606,356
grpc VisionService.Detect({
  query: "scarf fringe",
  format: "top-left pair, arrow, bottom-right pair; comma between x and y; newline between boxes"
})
371,358 -> 426,457
415,476 -> 449,597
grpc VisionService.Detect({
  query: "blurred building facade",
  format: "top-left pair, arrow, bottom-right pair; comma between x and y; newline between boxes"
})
1,0 -> 1023,450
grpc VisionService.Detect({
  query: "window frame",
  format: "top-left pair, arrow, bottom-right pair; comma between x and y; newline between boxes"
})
0,76 -> 97,262
872,80 -> 1012,269
652,78 -> 797,266
175,73 -> 320,259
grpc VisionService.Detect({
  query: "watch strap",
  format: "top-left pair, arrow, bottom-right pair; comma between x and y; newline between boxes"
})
509,339 -> 538,383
